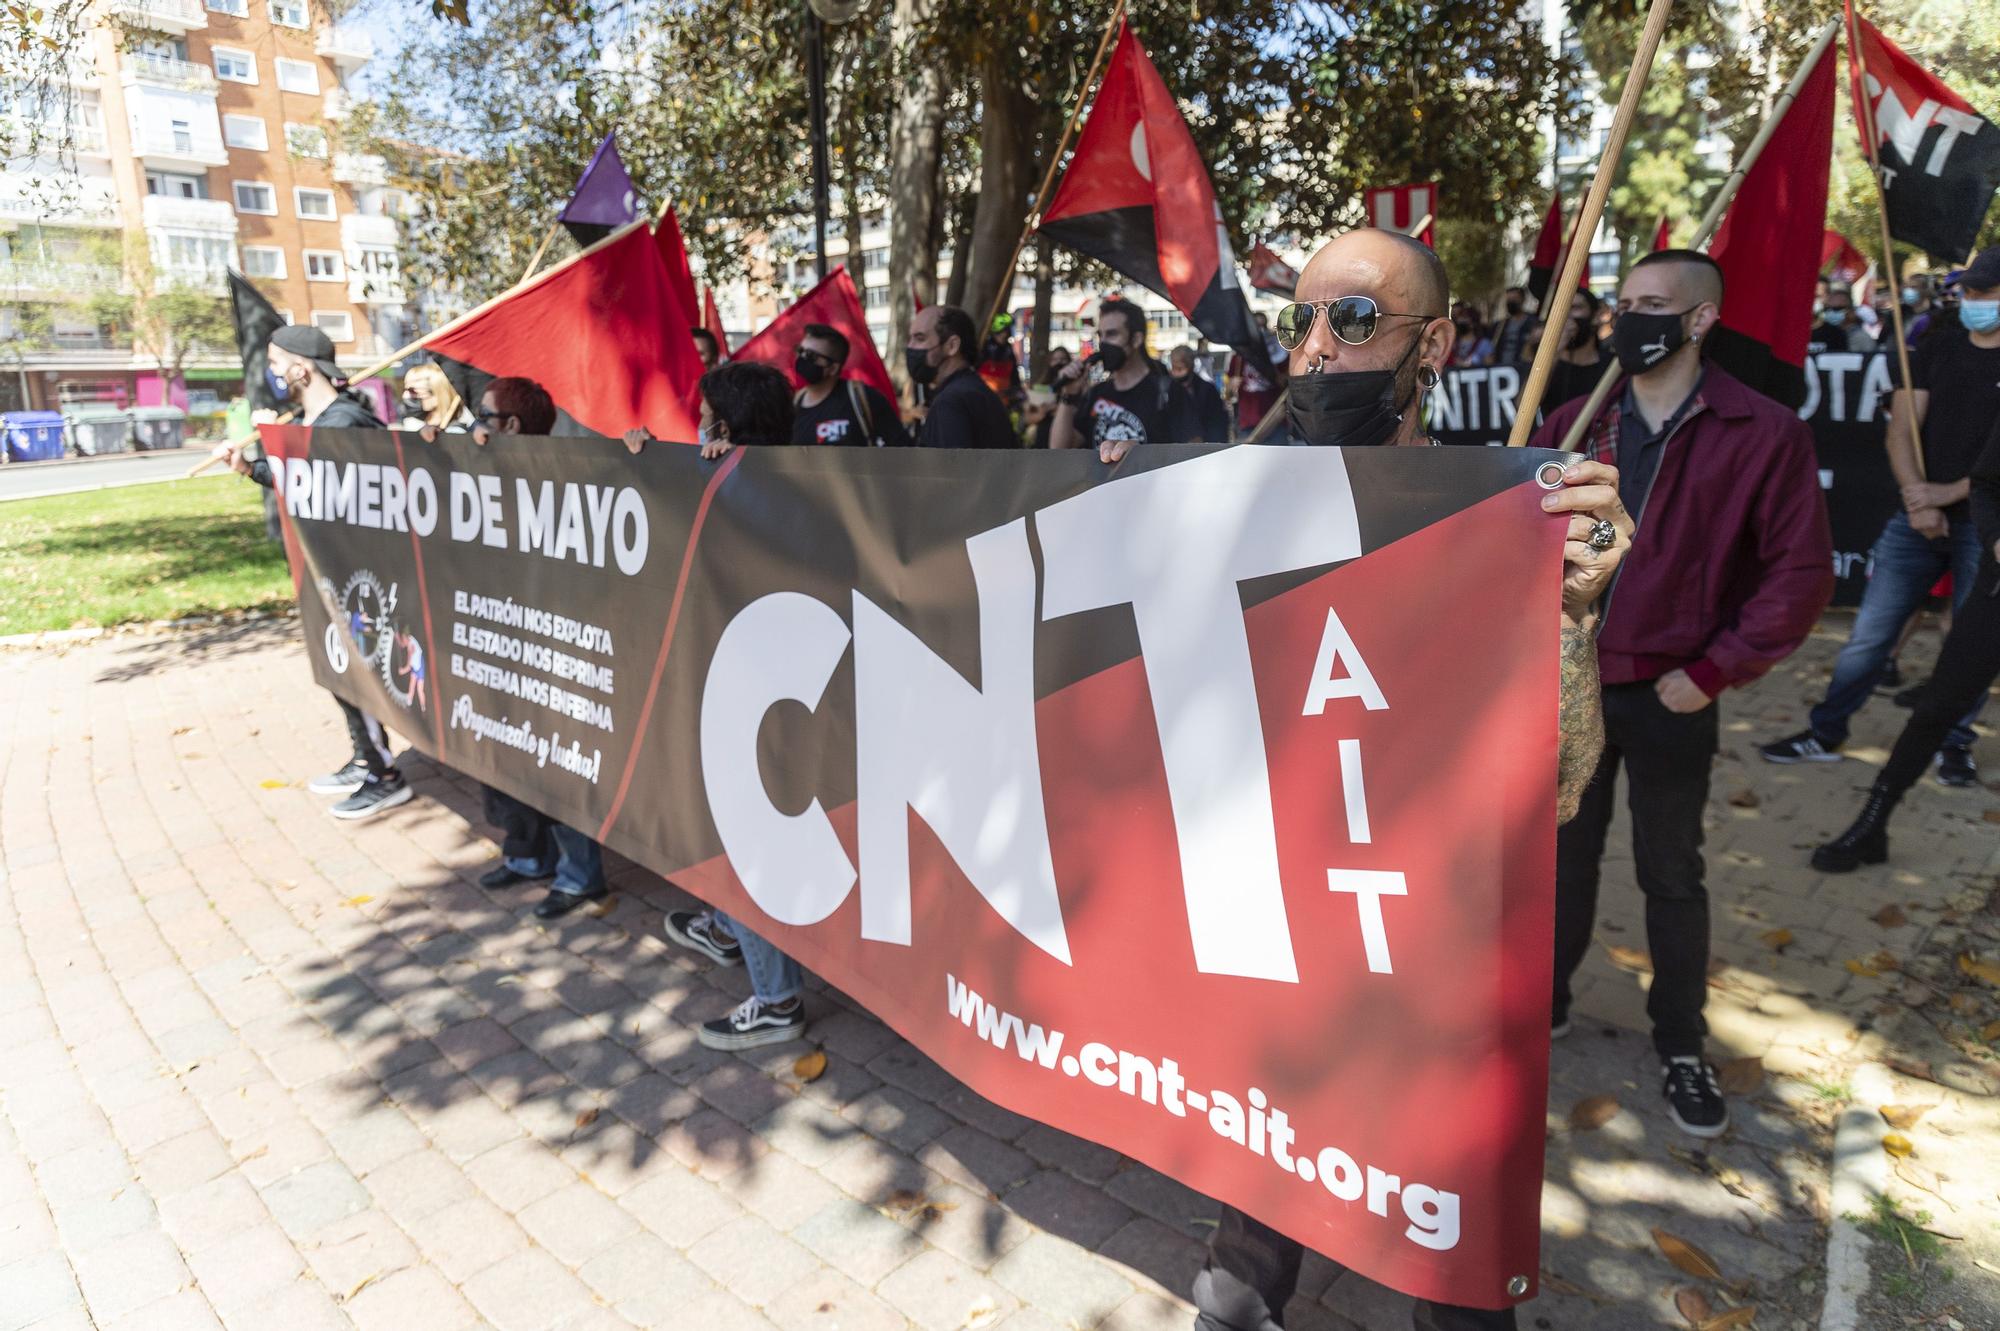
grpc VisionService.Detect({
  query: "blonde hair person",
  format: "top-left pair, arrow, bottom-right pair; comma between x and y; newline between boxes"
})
401,363 -> 473,432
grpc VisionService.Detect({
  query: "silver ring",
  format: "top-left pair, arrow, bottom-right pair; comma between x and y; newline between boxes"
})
1587,519 -> 1618,551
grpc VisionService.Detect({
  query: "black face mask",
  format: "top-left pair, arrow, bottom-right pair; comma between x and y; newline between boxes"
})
1094,342 -> 1129,374
1286,337 -> 1423,449
1505,297 -> 1524,315
1609,308 -> 1690,375
905,346 -> 939,386
1567,319 -> 1595,351
1044,362 -> 1070,385
794,352 -> 831,386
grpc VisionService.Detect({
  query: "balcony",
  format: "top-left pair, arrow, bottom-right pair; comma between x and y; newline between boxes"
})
322,87 -> 352,120
0,259 -> 123,297
341,212 -> 398,248
108,0 -> 206,31
141,193 -> 236,236
130,124 -> 229,168
332,152 -> 387,186
315,24 -> 373,68
154,262 -> 228,295
348,265 -> 405,305
0,177 -> 120,227
120,51 -> 219,92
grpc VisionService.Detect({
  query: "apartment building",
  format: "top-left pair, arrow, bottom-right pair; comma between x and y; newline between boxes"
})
0,0 -> 406,413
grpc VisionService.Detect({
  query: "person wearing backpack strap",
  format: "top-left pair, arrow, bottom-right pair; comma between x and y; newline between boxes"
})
789,323 -> 909,448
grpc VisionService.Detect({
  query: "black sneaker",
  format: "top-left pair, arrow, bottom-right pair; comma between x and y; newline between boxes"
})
1758,730 -> 1842,764
1934,746 -> 1979,789
1892,681 -> 1928,709
1661,1057 -> 1729,1138
328,774 -> 413,820
479,861 -> 553,890
663,910 -> 744,967
698,995 -> 806,1050
531,887 -> 607,920
1875,661 -> 1903,692
1552,1017 -> 1572,1040
308,758 -> 372,796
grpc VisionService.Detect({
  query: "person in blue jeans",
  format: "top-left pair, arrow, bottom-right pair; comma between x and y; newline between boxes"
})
1762,264 -> 2000,789
662,909 -> 808,1049
1759,510 -> 1986,784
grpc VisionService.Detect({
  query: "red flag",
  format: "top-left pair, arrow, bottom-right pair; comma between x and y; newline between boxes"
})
701,286 -> 729,357
426,224 -> 703,440
1846,5 -> 2000,260
1038,22 -> 1267,369
731,267 -> 894,404
1651,215 -> 1672,251
1706,35 -> 1837,407
1526,196 -> 1565,305
1820,229 -> 1869,283
1363,183 -> 1438,248
1246,243 -> 1300,296
653,206 -> 700,335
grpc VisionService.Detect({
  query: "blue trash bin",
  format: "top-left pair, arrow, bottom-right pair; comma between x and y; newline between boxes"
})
2,411 -> 67,462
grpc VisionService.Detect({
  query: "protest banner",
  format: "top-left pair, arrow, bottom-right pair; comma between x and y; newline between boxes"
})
261,426 -> 1571,1308
1428,350 -> 1896,605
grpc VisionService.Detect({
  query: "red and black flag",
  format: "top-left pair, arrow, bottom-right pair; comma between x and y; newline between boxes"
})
1847,6 -> 2000,261
425,222 -> 704,440
1246,242 -> 1299,297
1038,22 -> 1268,370
227,269 -> 289,412
1706,32 -> 1837,408
1820,229 -> 1869,282
1525,196 -> 1566,307
1651,215 -> 1672,251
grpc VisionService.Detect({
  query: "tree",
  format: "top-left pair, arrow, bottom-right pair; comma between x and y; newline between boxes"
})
104,241 -> 236,390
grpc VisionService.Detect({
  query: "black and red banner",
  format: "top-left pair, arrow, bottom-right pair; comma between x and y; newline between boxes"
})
260,424 -> 1571,1309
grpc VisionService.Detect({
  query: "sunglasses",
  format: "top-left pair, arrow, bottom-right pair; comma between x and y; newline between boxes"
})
472,410 -> 509,428
1274,296 -> 1439,351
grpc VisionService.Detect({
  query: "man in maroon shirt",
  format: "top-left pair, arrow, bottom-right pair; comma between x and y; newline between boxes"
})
1532,250 -> 1832,1138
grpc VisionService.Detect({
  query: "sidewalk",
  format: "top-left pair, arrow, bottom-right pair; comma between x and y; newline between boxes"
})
0,611 -> 1993,1330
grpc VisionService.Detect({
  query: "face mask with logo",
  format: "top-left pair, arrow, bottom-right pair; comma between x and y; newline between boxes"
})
794,352 -> 830,386
1610,309 -> 1690,375
1286,337 -> 1422,449
904,346 -> 939,386
266,366 -> 294,402
1960,299 -> 2000,333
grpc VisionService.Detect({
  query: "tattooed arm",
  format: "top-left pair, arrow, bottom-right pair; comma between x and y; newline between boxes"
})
1557,615 -> 1605,825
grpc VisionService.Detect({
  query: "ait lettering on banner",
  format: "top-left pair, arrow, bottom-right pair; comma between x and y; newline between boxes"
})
261,425 -> 1569,1310
1427,352 -> 1898,605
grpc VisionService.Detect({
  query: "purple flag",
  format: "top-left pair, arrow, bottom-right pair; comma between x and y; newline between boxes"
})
559,132 -> 641,248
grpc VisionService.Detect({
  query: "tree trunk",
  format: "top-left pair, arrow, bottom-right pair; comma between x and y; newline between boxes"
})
962,43 -> 1035,334
1030,231 -> 1053,376
943,189 -> 973,309
838,42 -> 866,283
885,0 -> 944,388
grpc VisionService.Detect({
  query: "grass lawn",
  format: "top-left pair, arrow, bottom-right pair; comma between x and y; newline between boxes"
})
0,476 -> 294,636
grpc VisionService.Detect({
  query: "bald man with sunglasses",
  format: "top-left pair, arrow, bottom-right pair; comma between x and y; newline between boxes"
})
1188,229 -> 1633,1331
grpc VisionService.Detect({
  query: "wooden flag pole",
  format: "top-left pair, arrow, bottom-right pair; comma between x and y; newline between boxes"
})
518,220 -> 562,287
1845,0 -> 1924,479
1554,16 -> 1844,452
186,409 -> 296,477
978,0 -> 1127,341
1242,213 -> 1433,445
1506,0 -> 1677,446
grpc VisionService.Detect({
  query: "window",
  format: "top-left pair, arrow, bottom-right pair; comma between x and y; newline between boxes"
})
169,118 -> 193,154
222,115 -> 267,150
293,187 -> 334,220
241,246 -> 285,279
207,0 -> 247,13
311,310 -> 354,342
274,58 -> 319,94
863,285 -> 888,309
162,233 -> 232,273
269,0 -> 308,26
283,123 -> 328,159
354,248 -> 397,278
148,171 -> 207,199
304,250 -> 343,280
232,181 -> 276,214
213,47 -> 255,83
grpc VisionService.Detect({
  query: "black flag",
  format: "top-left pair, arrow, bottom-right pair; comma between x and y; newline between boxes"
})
227,270 -> 287,412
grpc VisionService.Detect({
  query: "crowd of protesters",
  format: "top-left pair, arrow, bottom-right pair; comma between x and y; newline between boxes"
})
208,234 -> 2000,1331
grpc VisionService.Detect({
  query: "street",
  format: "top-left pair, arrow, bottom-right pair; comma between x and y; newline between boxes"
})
0,449 -> 214,504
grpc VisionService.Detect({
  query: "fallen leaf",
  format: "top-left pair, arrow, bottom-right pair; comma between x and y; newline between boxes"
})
1726,789 -> 1760,809
1983,810 -> 2000,824
1880,1054 -> 1937,1082
1717,1056 -> 1764,1096
1758,928 -> 1794,952
883,1190 -> 927,1215
1882,1132 -> 1914,1158
238,1144 -> 270,1162
1675,1285 -> 1715,1324
573,1108 -> 600,1129
259,778 -> 290,789
1870,949 -> 1901,972
1568,1095 -> 1620,1130
341,1273 -> 381,1301
1981,1019 -> 2000,1043
1845,957 -> 1882,977
1880,1104 -> 1930,1130
171,725 -> 194,736
1873,903 -> 1908,929
1652,1228 -> 1723,1280
956,1295 -> 1002,1329
793,1049 -> 828,1083
1607,945 -> 1653,972
584,894 -> 617,918
341,895 -> 374,908
1697,1308 -> 1758,1330
1959,953 -> 2000,987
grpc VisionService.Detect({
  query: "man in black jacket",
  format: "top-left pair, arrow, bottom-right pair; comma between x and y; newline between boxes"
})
1167,345 -> 1230,444
212,325 -> 411,820
909,305 -> 1018,449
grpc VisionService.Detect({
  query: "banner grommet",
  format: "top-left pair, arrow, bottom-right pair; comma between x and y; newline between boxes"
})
1535,461 -> 1567,490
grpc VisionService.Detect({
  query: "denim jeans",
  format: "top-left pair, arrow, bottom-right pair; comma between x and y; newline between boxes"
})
550,824 -> 604,897
714,911 -> 800,1004
1809,512 -> 1986,750
484,785 -> 555,873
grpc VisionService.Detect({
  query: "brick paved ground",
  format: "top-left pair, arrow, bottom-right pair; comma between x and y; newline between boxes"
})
1,612 -> 1994,1330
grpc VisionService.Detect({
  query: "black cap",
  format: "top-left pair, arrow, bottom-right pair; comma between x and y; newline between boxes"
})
1950,247 -> 2000,292
270,323 -> 346,384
